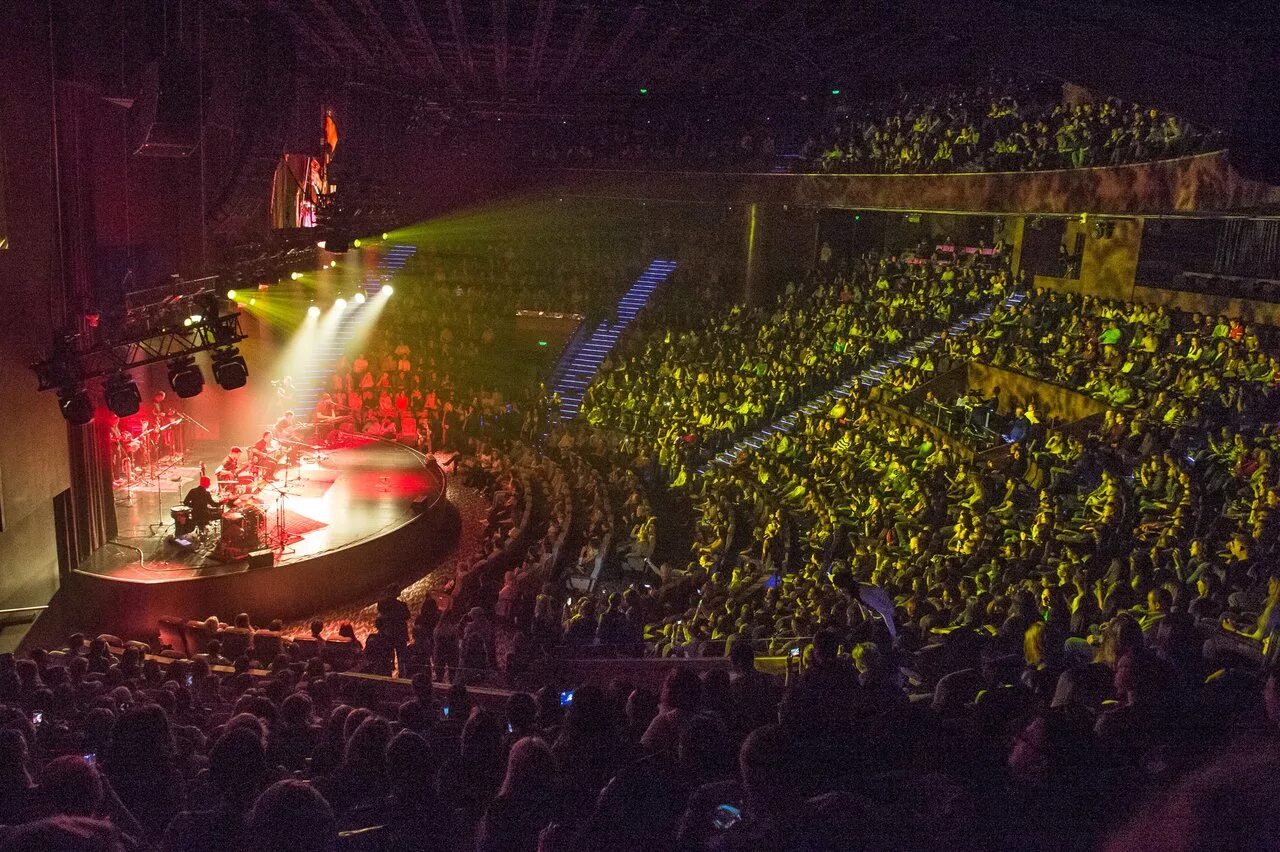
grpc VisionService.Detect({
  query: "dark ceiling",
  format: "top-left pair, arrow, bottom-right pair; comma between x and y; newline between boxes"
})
256,0 -> 925,103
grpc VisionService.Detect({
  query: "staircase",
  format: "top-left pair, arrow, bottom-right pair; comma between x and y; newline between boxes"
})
699,290 -> 1027,472
550,259 -> 677,422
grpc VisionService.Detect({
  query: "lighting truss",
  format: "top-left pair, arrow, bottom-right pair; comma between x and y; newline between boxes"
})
31,299 -> 247,392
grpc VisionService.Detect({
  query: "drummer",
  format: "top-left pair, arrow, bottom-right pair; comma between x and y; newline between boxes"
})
182,476 -> 221,534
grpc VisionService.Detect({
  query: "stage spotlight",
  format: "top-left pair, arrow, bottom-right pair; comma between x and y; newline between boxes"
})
329,260 -> 337,268
352,238 -> 362,248
226,289 -> 237,300
211,347 -> 249,390
307,305 -> 321,318
249,297 -> 257,306
290,271 -> 303,280
381,232 -> 389,240
316,240 -> 327,249
381,284 -> 393,296
353,291 -> 366,304
167,354 -> 204,399
58,385 -> 94,425
104,372 -> 142,417
334,298 -> 347,311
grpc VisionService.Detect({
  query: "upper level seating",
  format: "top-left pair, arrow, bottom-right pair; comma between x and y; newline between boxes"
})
801,80 -> 1222,174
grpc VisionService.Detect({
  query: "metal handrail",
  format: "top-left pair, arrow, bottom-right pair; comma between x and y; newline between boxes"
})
0,605 -> 49,616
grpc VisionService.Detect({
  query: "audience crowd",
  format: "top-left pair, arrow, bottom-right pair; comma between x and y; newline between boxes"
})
973,288 -> 1280,416
801,80 -> 1221,174
581,248 -> 1011,476
3,82 -> 1273,847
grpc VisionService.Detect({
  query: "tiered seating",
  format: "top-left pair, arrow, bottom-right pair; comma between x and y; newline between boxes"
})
582,250 -> 1011,475
976,289 -> 1280,416
802,79 -> 1222,173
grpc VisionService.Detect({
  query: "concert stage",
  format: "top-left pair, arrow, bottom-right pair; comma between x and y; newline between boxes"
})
68,437 -> 454,641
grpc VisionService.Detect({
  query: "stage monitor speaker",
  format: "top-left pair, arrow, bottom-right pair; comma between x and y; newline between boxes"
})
247,549 -> 274,569
129,57 -> 200,158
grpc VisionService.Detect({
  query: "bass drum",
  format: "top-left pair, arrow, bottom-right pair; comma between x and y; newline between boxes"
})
240,505 -> 265,549
220,511 -> 244,546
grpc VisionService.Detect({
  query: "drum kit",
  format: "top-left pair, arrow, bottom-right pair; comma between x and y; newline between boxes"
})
169,499 -> 266,556
165,420 -> 328,560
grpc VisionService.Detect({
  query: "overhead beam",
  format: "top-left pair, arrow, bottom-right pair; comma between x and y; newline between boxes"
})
549,6 -> 598,94
445,0 -> 476,82
348,0 -> 419,79
492,0 -> 508,92
308,0 -> 376,66
396,0 -> 448,79
587,5 -> 646,85
277,7 -> 344,67
526,0 -> 556,92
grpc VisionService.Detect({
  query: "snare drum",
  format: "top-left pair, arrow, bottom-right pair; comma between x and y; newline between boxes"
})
170,505 -> 194,536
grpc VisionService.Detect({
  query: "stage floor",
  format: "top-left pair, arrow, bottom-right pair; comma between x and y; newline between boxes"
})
79,438 -> 443,583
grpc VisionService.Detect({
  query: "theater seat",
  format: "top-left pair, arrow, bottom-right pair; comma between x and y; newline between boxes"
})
96,634 -> 124,649
290,637 -> 320,660
252,630 -> 283,664
184,620 -> 217,658
324,639 -> 361,672
218,627 -> 254,660
156,619 -> 187,655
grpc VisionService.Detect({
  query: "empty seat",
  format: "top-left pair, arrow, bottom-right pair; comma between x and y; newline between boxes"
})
156,619 -> 187,656
218,627 -> 254,660
252,630 -> 283,664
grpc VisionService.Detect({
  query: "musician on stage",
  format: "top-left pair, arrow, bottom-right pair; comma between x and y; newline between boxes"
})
275,376 -> 296,413
217,446 -> 244,479
149,392 -> 177,456
315,393 -> 345,445
107,415 -> 140,484
250,430 -> 282,477
273,410 -> 297,441
183,476 -> 222,533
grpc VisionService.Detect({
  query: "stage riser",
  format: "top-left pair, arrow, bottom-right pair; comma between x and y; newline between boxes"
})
65,502 -> 458,643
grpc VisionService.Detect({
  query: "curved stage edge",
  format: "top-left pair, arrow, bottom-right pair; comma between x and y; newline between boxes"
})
66,438 -> 457,642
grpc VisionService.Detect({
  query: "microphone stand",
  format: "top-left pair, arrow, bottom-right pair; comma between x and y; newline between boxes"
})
175,412 -> 212,464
